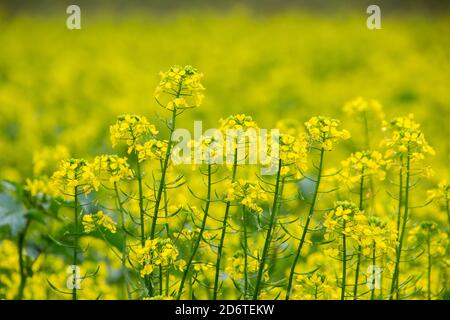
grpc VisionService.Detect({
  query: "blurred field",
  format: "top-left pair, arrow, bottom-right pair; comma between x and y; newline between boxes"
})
0,7 -> 449,300
1,10 -> 449,180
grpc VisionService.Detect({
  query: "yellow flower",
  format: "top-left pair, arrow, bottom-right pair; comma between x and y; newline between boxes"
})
155,65 -> 205,110
135,139 -> 168,162
304,116 -> 350,151
51,158 -> 98,196
25,177 -> 58,197
220,114 -> 259,132
82,211 -> 117,234
90,155 -> 133,185
129,238 -> 182,277
340,150 -> 386,184
427,179 -> 449,203
226,250 -> 268,281
343,97 -> 384,120
32,145 -> 70,177
381,114 -> 434,161
110,114 -> 158,153
226,179 -> 267,213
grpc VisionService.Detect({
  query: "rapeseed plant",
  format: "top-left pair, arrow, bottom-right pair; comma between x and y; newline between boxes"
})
1,65 -> 448,301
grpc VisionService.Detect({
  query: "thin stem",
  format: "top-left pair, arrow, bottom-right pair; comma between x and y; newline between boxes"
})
362,111 -> 376,216
242,206 -> 249,299
253,160 -> 284,300
396,156 -> 404,236
114,182 -> 131,299
353,170 -> 365,300
427,233 -> 432,300
72,186 -> 79,301
16,220 -> 30,300
285,148 -> 325,300
390,148 -> 411,300
177,164 -> 212,299
161,159 -> 171,297
353,248 -> 361,300
136,160 -> 153,296
363,111 -> 370,150
135,161 -> 146,246
150,102 -> 178,240
159,265 -> 163,296
341,219 -> 347,301
370,241 -> 376,300
213,148 -> 238,300
446,198 -> 450,239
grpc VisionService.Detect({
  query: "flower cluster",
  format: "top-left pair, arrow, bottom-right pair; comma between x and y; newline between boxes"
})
32,145 -> 70,176
343,97 -> 384,120
226,179 -> 267,213
276,119 -> 302,138
225,250 -> 269,281
154,65 -> 205,110
188,135 -> 224,164
110,114 -> 158,153
219,114 -> 260,162
219,114 -> 259,132
323,201 -> 365,255
427,180 -> 450,203
25,145 -> 71,197
293,272 -> 338,300
129,238 -> 185,277
91,155 -> 133,185
381,114 -> 435,161
277,133 -> 308,178
340,150 -> 387,184
82,211 -> 117,234
135,139 -> 168,162
359,217 -> 397,256
25,177 -> 58,197
408,222 -> 448,257
304,116 -> 350,151
51,158 -> 98,195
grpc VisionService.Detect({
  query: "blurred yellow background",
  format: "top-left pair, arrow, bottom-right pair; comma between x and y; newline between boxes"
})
0,3 -> 449,182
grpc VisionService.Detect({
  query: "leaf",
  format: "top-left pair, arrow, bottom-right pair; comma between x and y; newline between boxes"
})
0,192 -> 27,236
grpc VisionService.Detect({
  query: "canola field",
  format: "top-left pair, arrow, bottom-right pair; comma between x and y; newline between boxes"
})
0,10 -> 449,300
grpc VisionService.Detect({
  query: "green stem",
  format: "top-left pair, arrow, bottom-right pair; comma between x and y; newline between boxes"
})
396,155 -> 404,236
253,160 -> 284,300
390,149 -> 410,300
114,182 -> 131,299
353,170 -> 365,300
242,206 -> 249,299
150,104 -> 178,240
285,148 -> 325,300
363,111 -> 370,150
161,159 -> 171,297
446,198 -> 450,240
341,219 -> 347,300
213,148 -> 238,300
353,248 -> 361,300
135,160 -> 146,246
16,220 -> 30,300
177,164 -> 212,299
159,265 -> 163,296
370,241 -> 376,300
72,186 -> 79,301
136,160 -> 153,296
427,233 -> 431,300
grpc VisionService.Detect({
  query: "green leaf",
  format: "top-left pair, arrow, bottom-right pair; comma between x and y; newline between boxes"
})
0,192 -> 27,236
